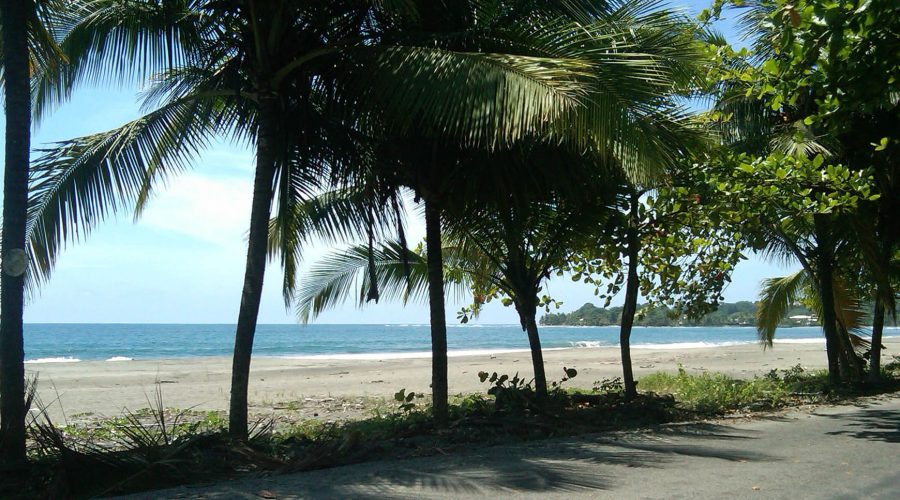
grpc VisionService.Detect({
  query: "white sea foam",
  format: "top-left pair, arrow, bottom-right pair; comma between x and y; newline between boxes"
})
570,341 -> 607,348
772,338 -> 826,345
280,348 -> 530,361
25,357 -> 81,364
106,356 -> 133,362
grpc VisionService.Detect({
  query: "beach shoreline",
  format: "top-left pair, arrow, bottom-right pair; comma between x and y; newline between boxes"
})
27,339 -> 900,423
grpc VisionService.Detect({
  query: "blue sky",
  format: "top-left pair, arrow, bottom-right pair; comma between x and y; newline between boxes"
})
8,1 -> 795,325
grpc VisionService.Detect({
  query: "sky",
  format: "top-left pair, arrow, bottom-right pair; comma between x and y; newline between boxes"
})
6,1 -> 796,325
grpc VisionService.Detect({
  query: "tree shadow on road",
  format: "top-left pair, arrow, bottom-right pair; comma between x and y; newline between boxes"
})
140,421 -> 774,499
823,409 -> 900,443
652,422 -> 762,440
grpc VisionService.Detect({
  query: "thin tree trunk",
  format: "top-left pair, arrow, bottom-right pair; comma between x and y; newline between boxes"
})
867,204 -> 890,384
518,305 -> 547,397
229,94 -> 278,440
0,0 -> 33,465
836,324 -> 864,382
619,189 -> 640,400
814,215 -> 842,385
867,294 -> 885,383
424,197 -> 448,427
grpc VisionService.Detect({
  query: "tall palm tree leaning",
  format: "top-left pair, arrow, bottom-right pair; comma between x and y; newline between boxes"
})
25,1 -> 601,437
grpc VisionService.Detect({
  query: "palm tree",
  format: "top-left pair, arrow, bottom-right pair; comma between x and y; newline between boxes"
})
291,238 -> 472,323
756,268 -> 873,364
25,0 -> 605,438
0,0 -> 94,464
0,0 -> 37,464
744,205 -> 868,382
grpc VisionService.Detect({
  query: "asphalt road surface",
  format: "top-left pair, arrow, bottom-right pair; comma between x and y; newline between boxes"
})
125,394 -> 900,499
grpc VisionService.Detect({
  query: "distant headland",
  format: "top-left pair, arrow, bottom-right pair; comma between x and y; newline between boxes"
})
539,301 -> 895,328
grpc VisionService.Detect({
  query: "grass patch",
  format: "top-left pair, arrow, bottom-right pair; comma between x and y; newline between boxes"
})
638,364 -> 874,414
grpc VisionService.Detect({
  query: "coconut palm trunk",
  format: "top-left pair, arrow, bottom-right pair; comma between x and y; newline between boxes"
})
229,93 -> 279,440
867,209 -> 891,384
619,190 -> 641,400
837,322 -> 864,382
813,215 -> 843,385
0,0 -> 34,465
868,294 -> 885,383
424,197 -> 449,427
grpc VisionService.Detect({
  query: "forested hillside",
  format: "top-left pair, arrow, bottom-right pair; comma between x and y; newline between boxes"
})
540,301 -> 818,327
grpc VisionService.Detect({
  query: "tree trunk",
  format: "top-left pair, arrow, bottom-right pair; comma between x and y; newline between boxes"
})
814,215 -> 842,385
424,197 -> 448,427
0,0 -> 33,465
518,304 -> 547,397
229,94 -> 278,440
836,323 -> 864,382
867,294 -> 885,383
619,189 -> 640,400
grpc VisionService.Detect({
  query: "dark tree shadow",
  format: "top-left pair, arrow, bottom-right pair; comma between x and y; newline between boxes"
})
823,409 -> 900,443
652,422 -> 761,440
129,421 -> 773,499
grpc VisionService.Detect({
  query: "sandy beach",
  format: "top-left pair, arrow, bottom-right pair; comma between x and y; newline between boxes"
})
26,339 -> 900,423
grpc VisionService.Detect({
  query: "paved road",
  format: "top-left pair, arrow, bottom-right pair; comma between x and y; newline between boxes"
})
127,395 -> 900,499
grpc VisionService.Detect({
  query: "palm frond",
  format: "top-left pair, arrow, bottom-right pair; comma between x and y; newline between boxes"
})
295,237 -> 486,323
31,0 -> 209,122
26,93 -> 228,287
269,185 -> 406,305
354,45 -> 593,148
295,242 -> 423,323
830,278 -> 868,335
769,121 -> 835,159
756,270 -> 808,347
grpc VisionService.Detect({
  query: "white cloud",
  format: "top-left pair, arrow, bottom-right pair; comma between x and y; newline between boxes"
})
138,173 -> 253,248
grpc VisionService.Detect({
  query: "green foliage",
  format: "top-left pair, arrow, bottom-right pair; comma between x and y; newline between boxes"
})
592,377 -> 625,394
477,367 -> 577,412
702,0 -> 899,328
709,153 -> 878,223
883,356 -> 900,378
393,389 -> 424,413
639,364 -> 831,413
566,168 -> 747,325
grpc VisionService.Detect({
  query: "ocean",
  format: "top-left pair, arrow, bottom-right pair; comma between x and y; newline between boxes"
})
22,323 -> 900,364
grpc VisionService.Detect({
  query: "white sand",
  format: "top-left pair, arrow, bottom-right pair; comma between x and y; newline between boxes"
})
26,339 -> 899,422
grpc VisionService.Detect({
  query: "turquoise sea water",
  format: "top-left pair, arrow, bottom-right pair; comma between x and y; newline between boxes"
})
22,323 -> 900,363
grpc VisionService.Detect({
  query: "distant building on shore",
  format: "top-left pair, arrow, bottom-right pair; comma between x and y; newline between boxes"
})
788,314 -> 817,326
